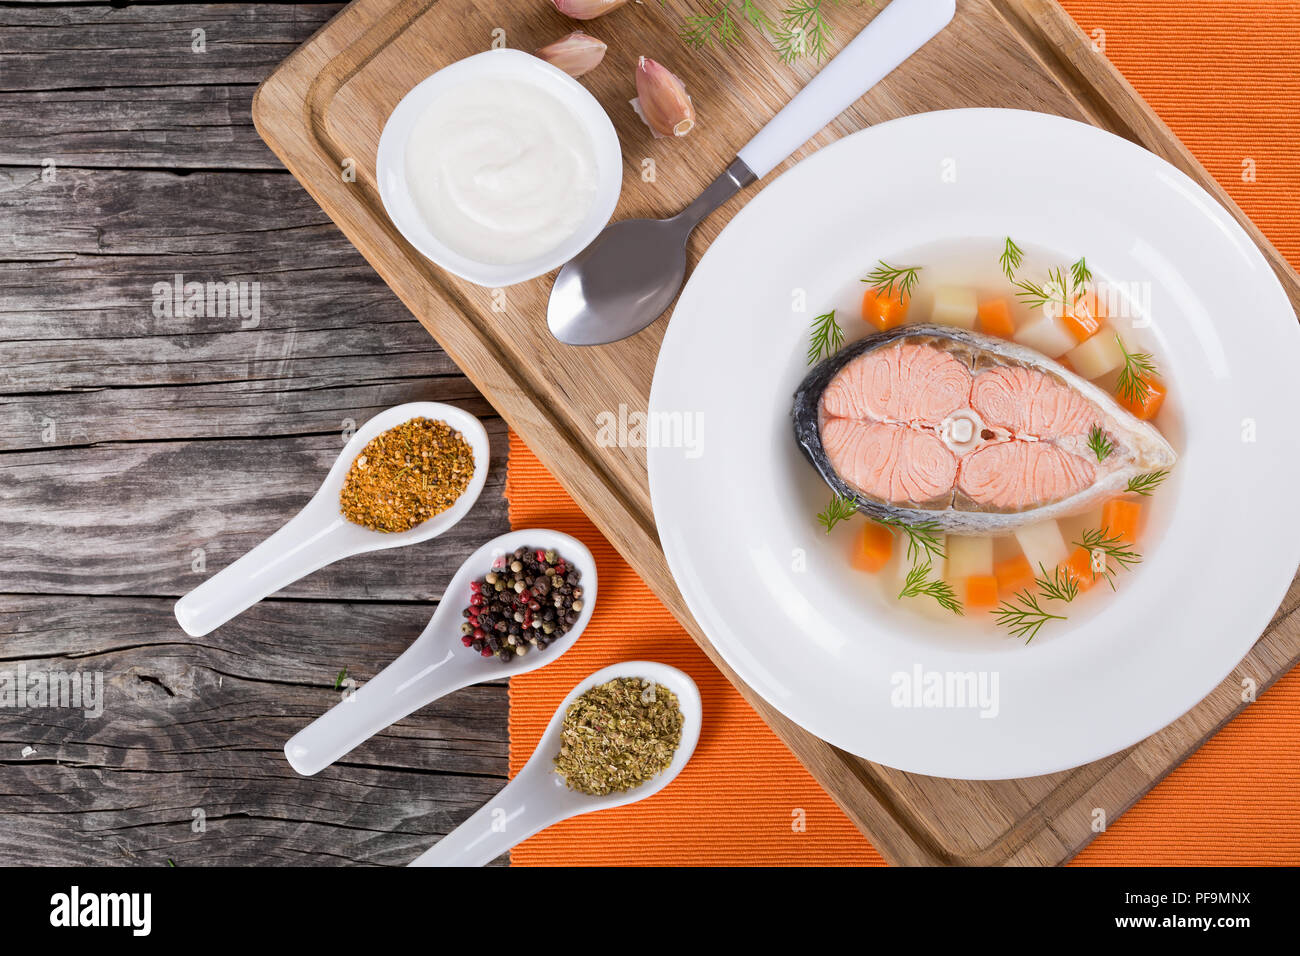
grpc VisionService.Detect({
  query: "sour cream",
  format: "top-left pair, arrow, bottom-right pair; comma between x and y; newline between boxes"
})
404,77 -> 600,266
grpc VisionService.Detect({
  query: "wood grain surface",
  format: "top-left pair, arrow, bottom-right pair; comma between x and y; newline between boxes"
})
1,1 -> 513,865
250,0 -> 1300,866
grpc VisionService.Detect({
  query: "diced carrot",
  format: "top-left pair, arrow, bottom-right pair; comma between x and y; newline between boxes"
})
994,555 -> 1035,596
1081,291 -> 1108,321
1117,376 -> 1166,420
965,575 -> 999,610
977,299 -> 1015,338
861,287 -> 907,331
1101,498 -> 1142,542
1061,547 -> 1097,592
1061,291 -> 1105,343
851,522 -> 893,573
1061,308 -> 1101,343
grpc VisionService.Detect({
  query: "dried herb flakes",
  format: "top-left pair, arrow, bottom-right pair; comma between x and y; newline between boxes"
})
554,677 -> 683,796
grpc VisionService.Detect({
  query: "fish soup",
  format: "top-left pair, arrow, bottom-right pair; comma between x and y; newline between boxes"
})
795,237 -> 1179,645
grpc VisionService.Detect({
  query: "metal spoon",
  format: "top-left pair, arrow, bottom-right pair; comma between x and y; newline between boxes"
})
406,661 -> 701,866
547,0 -> 956,346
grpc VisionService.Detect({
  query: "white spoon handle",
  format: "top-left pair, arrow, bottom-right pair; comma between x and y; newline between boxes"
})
173,505 -> 352,637
284,633 -> 470,776
736,0 -> 955,179
407,766 -> 567,867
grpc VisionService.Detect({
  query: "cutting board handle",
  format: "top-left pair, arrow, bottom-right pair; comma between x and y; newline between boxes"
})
736,0 -> 956,179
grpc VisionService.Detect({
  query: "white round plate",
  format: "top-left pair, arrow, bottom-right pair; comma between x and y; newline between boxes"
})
648,108 -> 1300,779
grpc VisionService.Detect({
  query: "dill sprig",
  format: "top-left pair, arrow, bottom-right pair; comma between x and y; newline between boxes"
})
1086,424 -> 1115,462
816,493 -> 857,533
1073,527 -> 1142,591
680,3 -> 742,47
772,0 -> 840,62
1126,469 -> 1169,496
1115,335 -> 1159,406
806,309 -> 844,364
1070,256 -> 1093,293
899,561 -> 963,615
993,589 -> 1066,643
863,260 -> 922,300
739,0 -> 778,35
1000,237 -> 1024,280
875,515 -> 946,563
1035,564 -> 1080,604
681,0 -> 778,48
678,0 -> 870,62
1013,266 -> 1069,312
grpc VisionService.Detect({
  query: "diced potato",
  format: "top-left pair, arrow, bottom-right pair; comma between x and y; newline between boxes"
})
931,286 -> 978,329
1013,312 -> 1075,358
946,535 -> 993,581
1066,329 -> 1125,379
1057,508 -> 1101,549
1013,520 -> 1068,576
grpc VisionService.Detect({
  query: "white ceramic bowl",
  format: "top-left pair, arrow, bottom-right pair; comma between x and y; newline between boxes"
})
648,108 -> 1300,780
376,48 -> 623,287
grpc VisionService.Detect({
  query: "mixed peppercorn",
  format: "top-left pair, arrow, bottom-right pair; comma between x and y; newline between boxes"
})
461,546 -> 584,662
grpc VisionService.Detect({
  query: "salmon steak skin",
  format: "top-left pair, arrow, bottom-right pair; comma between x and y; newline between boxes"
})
792,325 -> 1178,534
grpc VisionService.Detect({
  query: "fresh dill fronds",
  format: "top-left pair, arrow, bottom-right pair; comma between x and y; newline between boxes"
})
1035,564 -> 1080,604
740,0 -> 777,35
1013,266 -> 1069,312
1126,469 -> 1169,496
679,0 -> 780,49
863,260 -> 922,300
875,515 -> 946,563
772,0 -> 838,62
899,561 -> 963,615
334,667 -> 348,690
993,589 -> 1066,642
1086,424 -> 1115,462
1073,527 -> 1143,590
1000,237 -> 1024,280
680,1 -> 742,48
806,309 -> 844,364
1115,335 -> 1159,405
816,493 -> 857,533
1070,256 -> 1093,293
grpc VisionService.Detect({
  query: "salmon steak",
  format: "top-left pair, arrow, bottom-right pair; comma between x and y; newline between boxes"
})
792,325 -> 1177,534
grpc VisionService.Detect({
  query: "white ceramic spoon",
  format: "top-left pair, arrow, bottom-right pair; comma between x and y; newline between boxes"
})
284,528 -> 597,776
407,661 -> 701,867
173,402 -> 490,638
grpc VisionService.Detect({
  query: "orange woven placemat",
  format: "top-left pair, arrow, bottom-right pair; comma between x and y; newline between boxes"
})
506,1 -> 1300,865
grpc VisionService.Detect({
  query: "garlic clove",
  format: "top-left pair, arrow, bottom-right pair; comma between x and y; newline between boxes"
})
534,31 -> 608,78
631,56 -> 696,139
551,0 -> 631,20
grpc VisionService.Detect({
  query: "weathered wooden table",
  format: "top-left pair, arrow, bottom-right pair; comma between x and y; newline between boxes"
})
0,2 -> 513,865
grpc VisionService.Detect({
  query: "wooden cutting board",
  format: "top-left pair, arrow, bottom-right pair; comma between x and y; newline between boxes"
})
252,0 -> 1300,865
